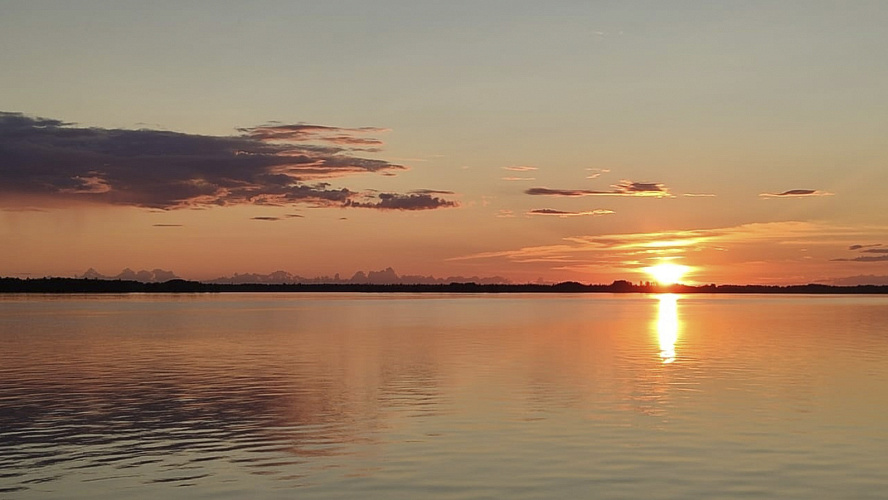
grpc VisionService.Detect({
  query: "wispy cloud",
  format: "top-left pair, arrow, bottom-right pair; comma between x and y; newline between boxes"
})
0,112 -> 457,211
759,189 -> 834,198
502,165 -> 538,172
450,222 -> 881,276
585,168 -> 610,179
238,123 -> 388,149
502,177 -> 535,181
526,180 -> 671,198
152,224 -> 183,227
410,189 -> 455,195
527,209 -> 614,218
251,216 -> 281,221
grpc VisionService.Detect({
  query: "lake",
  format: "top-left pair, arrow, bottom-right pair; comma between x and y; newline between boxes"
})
1,293 -> 887,499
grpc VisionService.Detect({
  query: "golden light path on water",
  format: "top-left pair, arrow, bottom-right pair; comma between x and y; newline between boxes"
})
657,294 -> 679,363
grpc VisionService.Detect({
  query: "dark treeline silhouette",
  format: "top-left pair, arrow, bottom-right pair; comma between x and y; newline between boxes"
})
3,277 -> 888,294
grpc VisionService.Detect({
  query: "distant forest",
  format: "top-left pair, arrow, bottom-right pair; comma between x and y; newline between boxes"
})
2,277 -> 888,294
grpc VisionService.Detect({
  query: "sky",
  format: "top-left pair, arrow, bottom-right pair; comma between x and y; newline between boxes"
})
2,0 -> 888,285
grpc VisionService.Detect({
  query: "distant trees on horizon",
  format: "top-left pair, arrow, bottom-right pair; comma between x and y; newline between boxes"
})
2,276 -> 888,295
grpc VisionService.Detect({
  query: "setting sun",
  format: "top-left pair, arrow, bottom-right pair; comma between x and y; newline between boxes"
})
645,263 -> 691,286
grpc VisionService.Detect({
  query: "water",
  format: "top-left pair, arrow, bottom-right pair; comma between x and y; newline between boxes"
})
1,293 -> 887,499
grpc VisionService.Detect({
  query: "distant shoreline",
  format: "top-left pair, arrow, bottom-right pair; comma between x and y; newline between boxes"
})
3,277 -> 888,294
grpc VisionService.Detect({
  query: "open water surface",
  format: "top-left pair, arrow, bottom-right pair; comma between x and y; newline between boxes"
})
1,293 -> 887,499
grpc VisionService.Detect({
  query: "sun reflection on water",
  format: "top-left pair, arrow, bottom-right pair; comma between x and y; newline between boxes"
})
656,294 -> 679,363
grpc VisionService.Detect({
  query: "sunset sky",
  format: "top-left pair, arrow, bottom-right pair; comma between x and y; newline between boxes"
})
2,1 -> 888,285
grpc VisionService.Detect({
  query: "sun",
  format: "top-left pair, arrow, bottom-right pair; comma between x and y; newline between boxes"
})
644,262 -> 691,286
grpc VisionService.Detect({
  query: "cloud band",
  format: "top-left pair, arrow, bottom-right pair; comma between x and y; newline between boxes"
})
0,112 -> 456,211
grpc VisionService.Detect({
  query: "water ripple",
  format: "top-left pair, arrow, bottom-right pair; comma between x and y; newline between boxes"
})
2,294 -> 888,498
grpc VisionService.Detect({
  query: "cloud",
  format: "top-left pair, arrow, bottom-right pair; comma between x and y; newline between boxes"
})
409,189 -> 455,195
153,224 -> 183,227
832,255 -> 888,262
344,192 -> 458,210
0,112 -> 457,211
238,123 -> 388,147
448,220 -> 888,283
831,244 -> 888,261
759,189 -> 834,198
502,177 -> 535,181
285,213 -> 304,218
251,216 -> 281,221
527,209 -> 615,218
682,193 -> 716,197
526,180 -> 671,197
502,165 -> 537,172
585,168 -> 610,179
449,221 -> 877,270
526,188 -> 600,197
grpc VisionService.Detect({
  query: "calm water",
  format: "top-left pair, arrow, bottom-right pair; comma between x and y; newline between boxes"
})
1,293 -> 887,499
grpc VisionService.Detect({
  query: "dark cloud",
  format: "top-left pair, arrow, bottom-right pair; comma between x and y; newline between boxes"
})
527,209 -> 614,218
251,216 -> 281,221
153,224 -> 183,227
526,180 -> 670,197
613,181 -> 669,195
344,192 -> 458,210
409,189 -> 455,195
237,123 -> 388,146
759,189 -> 833,198
832,255 -> 888,262
832,244 -> 888,260
526,188 -> 600,196
285,213 -> 304,218
0,112 -> 456,211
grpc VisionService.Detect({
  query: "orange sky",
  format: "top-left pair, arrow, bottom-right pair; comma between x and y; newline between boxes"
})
2,2 -> 888,285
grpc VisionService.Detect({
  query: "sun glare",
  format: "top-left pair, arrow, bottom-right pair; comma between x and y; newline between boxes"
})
645,262 -> 690,286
